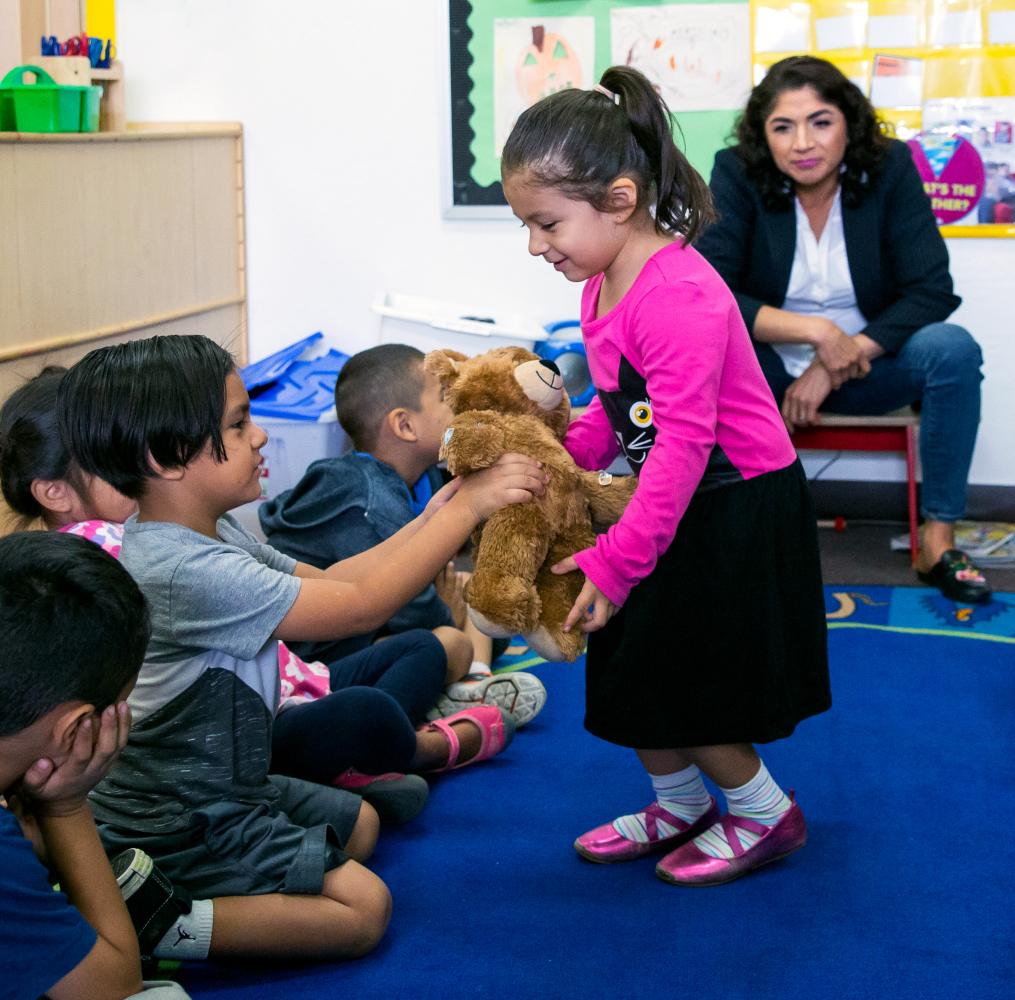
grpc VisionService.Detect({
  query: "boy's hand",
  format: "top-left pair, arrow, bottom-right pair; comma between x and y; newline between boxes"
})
21,703 -> 131,818
455,453 -> 546,522
552,557 -> 617,633
434,562 -> 469,629
3,793 -> 48,865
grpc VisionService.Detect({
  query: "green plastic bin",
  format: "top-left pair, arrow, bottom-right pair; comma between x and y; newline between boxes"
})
0,65 -> 102,133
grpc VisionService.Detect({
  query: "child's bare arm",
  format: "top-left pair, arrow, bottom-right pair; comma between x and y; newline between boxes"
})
26,703 -> 144,1000
274,455 -> 546,642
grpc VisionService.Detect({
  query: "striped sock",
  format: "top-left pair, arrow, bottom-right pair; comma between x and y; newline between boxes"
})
612,765 -> 712,843
693,760 -> 791,860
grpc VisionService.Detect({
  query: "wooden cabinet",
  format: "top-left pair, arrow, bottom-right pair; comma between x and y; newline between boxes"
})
0,123 -> 247,396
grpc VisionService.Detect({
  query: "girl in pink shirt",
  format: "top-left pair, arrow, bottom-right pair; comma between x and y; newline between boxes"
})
501,66 -> 830,886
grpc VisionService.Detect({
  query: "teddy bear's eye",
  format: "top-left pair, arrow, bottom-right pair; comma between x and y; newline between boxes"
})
629,400 -> 653,428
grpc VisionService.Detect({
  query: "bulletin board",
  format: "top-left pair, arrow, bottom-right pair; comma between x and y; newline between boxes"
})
750,0 -> 1015,236
446,0 -> 753,217
446,0 -> 1015,231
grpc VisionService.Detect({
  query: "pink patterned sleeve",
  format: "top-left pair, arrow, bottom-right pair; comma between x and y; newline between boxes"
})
58,520 -> 125,559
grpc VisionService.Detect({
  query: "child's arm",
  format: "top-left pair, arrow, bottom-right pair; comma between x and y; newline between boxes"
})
274,454 -> 545,642
561,396 -> 619,471
22,702 -> 145,1000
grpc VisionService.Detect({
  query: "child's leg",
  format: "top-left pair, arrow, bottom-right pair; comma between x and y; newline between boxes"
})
329,629 -> 447,723
653,743 -> 806,886
677,744 -> 793,858
431,625 -> 474,683
206,861 -> 391,959
273,687 -> 419,780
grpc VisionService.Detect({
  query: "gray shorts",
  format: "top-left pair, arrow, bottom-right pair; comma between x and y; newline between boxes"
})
98,775 -> 361,898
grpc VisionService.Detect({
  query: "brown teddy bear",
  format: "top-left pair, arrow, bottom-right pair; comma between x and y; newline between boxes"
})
424,345 -> 636,662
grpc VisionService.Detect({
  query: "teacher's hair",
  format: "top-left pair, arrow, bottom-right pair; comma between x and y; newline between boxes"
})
734,56 -> 890,210
501,65 -> 714,244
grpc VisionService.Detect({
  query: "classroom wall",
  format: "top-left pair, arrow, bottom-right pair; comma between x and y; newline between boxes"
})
118,0 -> 1015,488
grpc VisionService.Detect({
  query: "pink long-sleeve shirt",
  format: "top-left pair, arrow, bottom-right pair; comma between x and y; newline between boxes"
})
563,241 -> 796,606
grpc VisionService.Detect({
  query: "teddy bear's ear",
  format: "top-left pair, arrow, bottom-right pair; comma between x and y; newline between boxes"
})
423,349 -> 468,389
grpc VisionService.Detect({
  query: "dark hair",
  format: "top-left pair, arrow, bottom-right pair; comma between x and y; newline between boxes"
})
501,65 -> 714,244
336,344 -> 426,451
0,366 -> 89,520
0,531 -> 150,737
58,335 -> 235,500
734,56 -> 890,210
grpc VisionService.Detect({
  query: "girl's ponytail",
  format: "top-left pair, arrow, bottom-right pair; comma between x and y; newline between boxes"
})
502,65 -> 714,244
599,67 -> 715,243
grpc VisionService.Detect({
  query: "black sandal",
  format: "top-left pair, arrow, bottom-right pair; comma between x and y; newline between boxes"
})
917,548 -> 992,604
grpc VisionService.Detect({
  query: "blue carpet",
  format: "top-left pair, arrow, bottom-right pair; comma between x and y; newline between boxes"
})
176,586 -> 1015,1000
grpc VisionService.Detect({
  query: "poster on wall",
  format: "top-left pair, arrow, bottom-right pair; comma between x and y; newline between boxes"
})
610,3 -> 751,112
913,98 -> 1015,226
493,17 -> 595,157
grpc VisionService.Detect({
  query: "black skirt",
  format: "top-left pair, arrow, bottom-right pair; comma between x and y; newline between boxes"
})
585,460 -> 830,749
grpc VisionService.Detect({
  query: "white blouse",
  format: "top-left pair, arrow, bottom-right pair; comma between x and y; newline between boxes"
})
773,189 -> 868,378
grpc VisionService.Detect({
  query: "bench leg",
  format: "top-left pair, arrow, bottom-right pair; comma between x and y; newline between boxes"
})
906,426 -> 918,567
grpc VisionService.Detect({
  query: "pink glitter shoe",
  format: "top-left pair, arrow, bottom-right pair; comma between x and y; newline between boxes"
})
574,798 -> 720,864
655,794 -> 807,886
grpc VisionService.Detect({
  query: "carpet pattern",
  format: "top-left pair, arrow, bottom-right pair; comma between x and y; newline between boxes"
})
173,587 -> 1015,1000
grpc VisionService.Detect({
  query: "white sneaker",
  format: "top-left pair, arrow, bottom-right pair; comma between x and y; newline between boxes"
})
427,671 -> 547,727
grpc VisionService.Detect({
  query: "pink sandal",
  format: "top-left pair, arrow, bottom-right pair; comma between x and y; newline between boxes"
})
423,705 -> 515,773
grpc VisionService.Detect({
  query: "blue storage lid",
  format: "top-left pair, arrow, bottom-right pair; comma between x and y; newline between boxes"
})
239,334 -> 349,420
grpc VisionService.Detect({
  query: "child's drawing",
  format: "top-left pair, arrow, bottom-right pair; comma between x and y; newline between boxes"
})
494,17 -> 595,157
610,4 -> 750,112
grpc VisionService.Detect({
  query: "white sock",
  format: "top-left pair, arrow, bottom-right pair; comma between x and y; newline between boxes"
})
445,661 -> 493,700
612,765 -> 711,843
693,760 -> 791,860
152,898 -> 214,960
467,660 -> 492,678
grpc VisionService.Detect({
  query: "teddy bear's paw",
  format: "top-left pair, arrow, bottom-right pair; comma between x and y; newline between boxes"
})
526,625 -> 585,664
467,575 -> 541,634
467,605 -> 514,639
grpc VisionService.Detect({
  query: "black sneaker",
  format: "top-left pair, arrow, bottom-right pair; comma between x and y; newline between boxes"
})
111,848 -> 192,962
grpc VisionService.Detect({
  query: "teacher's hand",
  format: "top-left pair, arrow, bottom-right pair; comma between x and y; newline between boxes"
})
810,319 -> 871,384
782,362 -> 834,433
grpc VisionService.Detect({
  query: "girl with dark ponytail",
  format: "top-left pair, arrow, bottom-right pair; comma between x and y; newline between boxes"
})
501,68 -> 830,888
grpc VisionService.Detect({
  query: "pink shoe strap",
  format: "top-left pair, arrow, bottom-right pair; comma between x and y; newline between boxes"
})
722,812 -> 776,857
426,717 -> 461,769
643,800 -> 704,839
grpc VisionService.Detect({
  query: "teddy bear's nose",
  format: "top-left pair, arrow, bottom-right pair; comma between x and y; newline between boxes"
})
538,359 -> 561,376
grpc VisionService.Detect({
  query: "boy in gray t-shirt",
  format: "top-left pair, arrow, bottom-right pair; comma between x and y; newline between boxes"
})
59,334 -> 545,963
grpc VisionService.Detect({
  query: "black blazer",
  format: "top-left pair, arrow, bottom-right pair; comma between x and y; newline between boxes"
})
695,140 -> 961,355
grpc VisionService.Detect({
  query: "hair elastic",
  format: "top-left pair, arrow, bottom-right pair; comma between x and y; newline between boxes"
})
593,83 -> 621,106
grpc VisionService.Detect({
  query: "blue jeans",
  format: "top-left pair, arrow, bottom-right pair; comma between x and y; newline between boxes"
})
755,323 -> 983,522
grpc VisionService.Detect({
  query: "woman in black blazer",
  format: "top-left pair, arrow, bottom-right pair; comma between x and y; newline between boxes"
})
696,56 -> 989,603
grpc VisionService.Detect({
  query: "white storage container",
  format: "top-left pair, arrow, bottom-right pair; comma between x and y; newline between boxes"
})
231,414 -> 350,539
374,292 -> 549,356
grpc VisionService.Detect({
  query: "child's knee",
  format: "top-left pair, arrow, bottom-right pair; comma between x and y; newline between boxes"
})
322,863 -> 392,958
349,877 -> 392,957
432,625 -> 474,683
345,800 -> 380,861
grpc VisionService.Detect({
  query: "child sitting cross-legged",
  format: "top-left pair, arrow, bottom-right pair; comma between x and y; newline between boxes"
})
53,334 -> 545,961
0,530 -> 192,999
260,344 -> 547,726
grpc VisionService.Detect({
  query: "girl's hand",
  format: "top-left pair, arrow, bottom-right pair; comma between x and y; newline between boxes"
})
455,453 -> 547,522
552,556 -> 617,633
21,702 -> 132,818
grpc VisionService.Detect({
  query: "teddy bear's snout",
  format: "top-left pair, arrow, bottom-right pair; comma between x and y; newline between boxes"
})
514,358 -> 565,410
